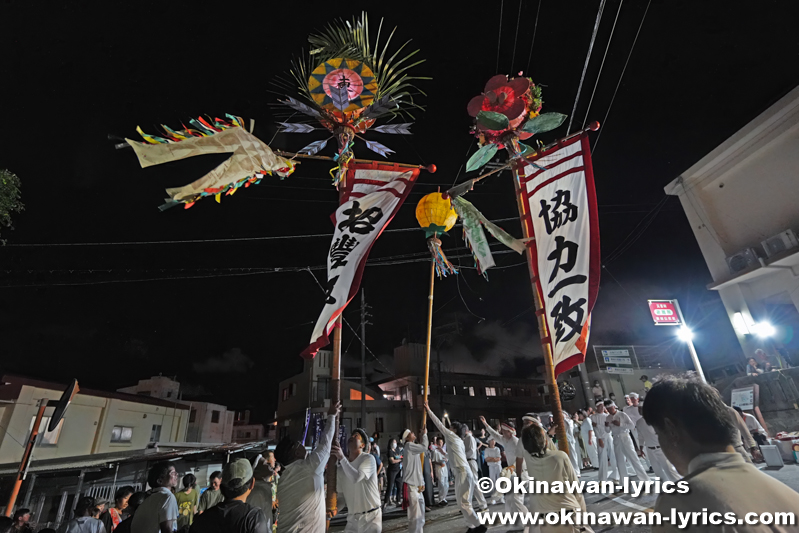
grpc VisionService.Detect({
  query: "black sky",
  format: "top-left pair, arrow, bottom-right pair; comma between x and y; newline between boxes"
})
2,0 -> 799,421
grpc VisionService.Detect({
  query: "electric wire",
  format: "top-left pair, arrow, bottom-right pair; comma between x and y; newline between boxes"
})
582,0 -> 625,130
525,0 -> 542,75
566,0 -> 608,135
496,0 -> 505,73
510,0 -> 524,72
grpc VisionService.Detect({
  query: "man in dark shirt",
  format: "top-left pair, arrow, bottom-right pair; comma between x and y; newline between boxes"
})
191,459 -> 268,533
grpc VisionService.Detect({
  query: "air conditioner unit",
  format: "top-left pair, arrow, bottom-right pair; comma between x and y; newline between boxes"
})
726,248 -> 759,275
761,229 -> 799,258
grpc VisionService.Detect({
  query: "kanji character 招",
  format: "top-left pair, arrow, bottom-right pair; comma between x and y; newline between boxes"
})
338,201 -> 384,234
329,234 -> 360,268
550,294 -> 586,343
539,189 -> 578,235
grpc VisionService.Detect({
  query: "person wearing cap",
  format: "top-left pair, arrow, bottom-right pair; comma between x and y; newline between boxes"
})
430,437 -> 449,506
604,400 -> 650,483
331,429 -> 382,533
274,401 -> 340,533
634,404 -> 680,482
247,456 -> 276,532
425,402 -> 487,533
399,425 -> 427,533
191,459 -> 269,533
591,401 -> 619,483
65,497 -> 106,533
643,374 -> 799,531
479,417 -> 527,514
132,462 -> 179,533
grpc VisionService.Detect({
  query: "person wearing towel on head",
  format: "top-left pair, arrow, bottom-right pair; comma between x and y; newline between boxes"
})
634,404 -> 680,483
425,402 -> 487,533
331,428 -> 382,533
604,400 -> 650,483
591,401 -> 619,483
400,426 -> 427,533
479,417 -> 529,514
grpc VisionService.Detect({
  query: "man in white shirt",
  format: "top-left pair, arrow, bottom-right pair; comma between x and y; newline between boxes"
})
400,426 -> 428,533
624,392 -> 651,472
275,401 -> 340,533
66,497 -> 106,533
734,406 -> 769,446
591,401 -> 619,483
604,400 -> 650,483
578,409 -> 598,469
562,411 -> 582,477
430,437 -> 449,505
426,402 -> 487,533
479,417 -> 528,514
643,375 -> 799,532
634,406 -> 680,482
331,428 -> 381,533
131,463 -> 179,533
463,426 -> 488,511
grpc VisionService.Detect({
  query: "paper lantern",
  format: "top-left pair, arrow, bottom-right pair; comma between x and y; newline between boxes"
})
416,192 -> 457,238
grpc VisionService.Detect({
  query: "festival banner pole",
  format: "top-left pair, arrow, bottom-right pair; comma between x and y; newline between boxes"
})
508,149 -> 570,454
422,256 -> 435,428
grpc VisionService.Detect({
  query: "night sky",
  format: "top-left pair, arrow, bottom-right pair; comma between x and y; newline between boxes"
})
2,1 -> 798,422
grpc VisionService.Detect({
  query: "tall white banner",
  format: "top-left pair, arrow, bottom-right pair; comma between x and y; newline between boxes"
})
519,134 -> 600,375
301,163 -> 419,358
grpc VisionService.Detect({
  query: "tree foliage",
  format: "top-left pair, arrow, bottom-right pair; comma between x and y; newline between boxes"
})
0,169 -> 24,244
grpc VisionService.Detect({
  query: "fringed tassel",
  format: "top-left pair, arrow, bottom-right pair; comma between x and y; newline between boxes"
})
428,238 -> 458,278
137,113 -> 245,145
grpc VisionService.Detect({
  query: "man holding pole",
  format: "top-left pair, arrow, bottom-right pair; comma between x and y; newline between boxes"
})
425,402 -> 487,533
331,428 -> 382,533
274,401 -> 340,533
478,417 -> 528,515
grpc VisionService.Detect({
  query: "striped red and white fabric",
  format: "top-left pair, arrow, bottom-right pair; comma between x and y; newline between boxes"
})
301,162 -> 420,359
516,133 -> 600,376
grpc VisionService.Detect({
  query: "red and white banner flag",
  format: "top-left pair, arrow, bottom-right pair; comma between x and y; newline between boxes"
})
517,134 -> 600,376
301,162 -> 419,359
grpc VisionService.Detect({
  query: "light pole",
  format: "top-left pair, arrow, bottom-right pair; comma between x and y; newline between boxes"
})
673,300 -> 707,383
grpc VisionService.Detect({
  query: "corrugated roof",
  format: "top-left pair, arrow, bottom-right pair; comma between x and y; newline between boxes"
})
0,441 -> 270,476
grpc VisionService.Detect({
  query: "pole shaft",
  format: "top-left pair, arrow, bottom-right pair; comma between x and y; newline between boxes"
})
422,257 -> 435,428
361,290 -> 366,429
509,156 -> 570,455
6,399 -> 48,516
673,300 -> 706,382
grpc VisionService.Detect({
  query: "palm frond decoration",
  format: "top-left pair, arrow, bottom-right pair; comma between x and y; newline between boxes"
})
284,12 -> 430,120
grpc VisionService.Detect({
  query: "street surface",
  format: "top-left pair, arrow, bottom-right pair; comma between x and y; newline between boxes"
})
330,464 -> 799,532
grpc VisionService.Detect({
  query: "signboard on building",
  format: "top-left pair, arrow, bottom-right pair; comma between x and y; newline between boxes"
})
606,366 -> 635,375
603,356 -> 632,365
648,300 -> 681,326
731,386 -> 755,410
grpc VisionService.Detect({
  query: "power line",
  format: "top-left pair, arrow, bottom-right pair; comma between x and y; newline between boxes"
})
582,0 -> 625,130
496,0 -> 505,73
510,0 -> 524,72
592,0 -> 652,155
566,0 -> 608,135
525,0 -> 542,75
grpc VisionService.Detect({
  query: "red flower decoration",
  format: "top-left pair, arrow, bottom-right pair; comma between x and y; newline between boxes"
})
467,75 -> 532,131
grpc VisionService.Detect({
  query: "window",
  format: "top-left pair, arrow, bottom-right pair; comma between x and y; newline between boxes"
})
485,387 -> 496,397
211,411 -> 220,424
290,383 -> 297,396
400,386 -> 409,401
469,387 -> 475,397
356,418 -> 362,428
246,432 -> 251,438
489,418 -> 500,428
282,388 -> 289,401
166,391 -> 172,398
375,417 -> 384,433
111,426 -> 133,443
504,387 -> 513,396
189,409 -> 197,423
30,416 -> 63,446
150,425 -> 162,442
350,389 -> 374,400
315,378 -> 330,401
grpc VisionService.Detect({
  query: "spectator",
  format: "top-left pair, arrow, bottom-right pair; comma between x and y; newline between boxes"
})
131,462 -> 179,533
592,380 -> 604,403
746,357 -> 764,376
246,455 -> 275,532
113,492 -> 147,533
175,474 -> 198,532
643,374 -> 799,528
11,509 -> 32,533
197,472 -> 224,514
0,518 -> 13,533
764,362 -> 775,372
65,497 -> 106,533
640,375 -> 653,393
733,406 -> 770,446
191,459 -> 268,533
101,486 -> 134,532
383,438 -> 403,508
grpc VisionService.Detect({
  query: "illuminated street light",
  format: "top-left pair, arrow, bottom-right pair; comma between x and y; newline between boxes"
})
677,326 -> 693,341
753,322 -> 776,338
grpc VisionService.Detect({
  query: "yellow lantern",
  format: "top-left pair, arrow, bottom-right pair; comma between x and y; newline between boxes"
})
416,192 -> 458,238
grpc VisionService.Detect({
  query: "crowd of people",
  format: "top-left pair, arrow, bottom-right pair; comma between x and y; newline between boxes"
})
3,375 -> 798,533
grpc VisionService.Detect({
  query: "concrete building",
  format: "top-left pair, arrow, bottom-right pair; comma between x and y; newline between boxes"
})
232,410 -> 266,443
118,376 -> 235,444
0,375 -> 189,465
665,85 -> 799,368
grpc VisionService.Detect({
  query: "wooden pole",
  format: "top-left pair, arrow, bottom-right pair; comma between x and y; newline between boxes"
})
325,316 -> 342,527
422,252 -> 436,428
5,398 -> 48,516
509,155 -> 571,455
